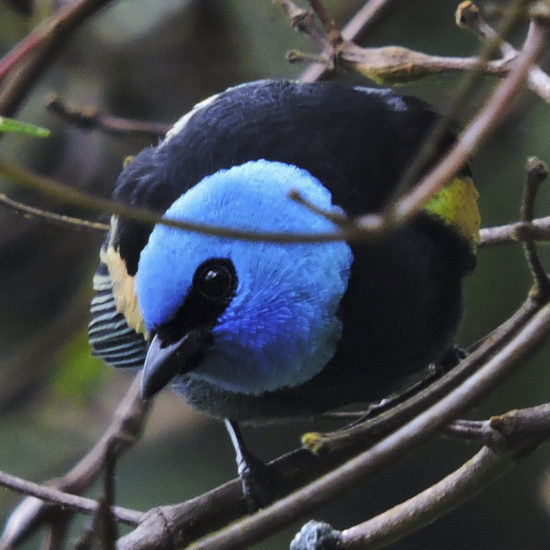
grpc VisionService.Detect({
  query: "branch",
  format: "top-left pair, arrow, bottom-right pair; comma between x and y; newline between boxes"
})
2,2 -> 549,246
305,147 -> 550,456
5,162 -> 550,247
1,375 -> 149,547
46,95 -> 170,138
0,191 -> 109,232
6,296 -> 548,549
0,0 -> 118,116
188,300 -> 550,550
479,216 -> 550,246
447,404 -> 550,451
293,447 -> 514,550
456,1 -> 518,60
0,470 -> 142,527
0,159 -> 356,243
115,292 -> 550,550
274,1 -> 550,241
390,8 -> 550,225
490,404 -> 550,447
520,157 -> 550,297
276,0 -> 401,83
302,293 -> 538,455
457,1 -> 550,103
276,0 -> 550,102
5,168 -> 550,247
303,403 -> 550,549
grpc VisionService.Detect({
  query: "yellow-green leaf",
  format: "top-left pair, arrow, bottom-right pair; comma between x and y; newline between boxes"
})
0,116 -> 50,138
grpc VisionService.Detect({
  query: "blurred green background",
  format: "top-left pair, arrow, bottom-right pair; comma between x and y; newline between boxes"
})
1,1 -> 550,548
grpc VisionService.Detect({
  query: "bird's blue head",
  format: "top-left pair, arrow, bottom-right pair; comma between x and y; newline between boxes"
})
136,160 -> 353,398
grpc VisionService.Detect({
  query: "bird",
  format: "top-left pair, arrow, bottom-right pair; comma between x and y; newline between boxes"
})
88,79 -> 480,508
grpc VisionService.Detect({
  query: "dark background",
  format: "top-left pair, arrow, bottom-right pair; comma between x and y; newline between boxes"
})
1,1 -> 550,548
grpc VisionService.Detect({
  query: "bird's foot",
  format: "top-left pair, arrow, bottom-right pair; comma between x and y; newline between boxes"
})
225,418 -> 279,512
432,344 -> 469,374
236,448 -> 279,512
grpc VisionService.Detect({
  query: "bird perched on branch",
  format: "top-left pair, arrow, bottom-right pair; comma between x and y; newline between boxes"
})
88,79 -> 479,509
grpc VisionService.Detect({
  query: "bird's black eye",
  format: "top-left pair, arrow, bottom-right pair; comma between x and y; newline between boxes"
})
156,259 -> 237,345
193,259 -> 237,303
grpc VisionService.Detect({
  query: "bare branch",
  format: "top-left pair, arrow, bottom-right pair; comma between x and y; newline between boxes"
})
0,159 -> 352,243
390,12 -> 550,225
0,0 -> 118,116
457,1 -> 550,101
299,0 -> 400,83
0,191 -> 109,232
167,300 -> 550,550
5,155 -> 550,247
307,0 -> 342,47
479,216 -> 550,246
302,294 -> 538,455
490,403 -> 550,446
46,95 -> 170,138
0,470 -> 143,527
456,1 -> 518,59
278,0 -> 550,101
327,404 -> 550,548
336,447 -> 513,549
447,405 -> 550,451
520,157 -> 550,298
1,376 -> 148,547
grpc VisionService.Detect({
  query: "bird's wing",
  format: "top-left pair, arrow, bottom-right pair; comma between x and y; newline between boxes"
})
88,243 -> 148,368
88,146 -> 173,369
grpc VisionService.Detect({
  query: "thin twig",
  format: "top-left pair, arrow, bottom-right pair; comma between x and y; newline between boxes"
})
95,441 -> 119,550
446,419 -> 491,441
298,0 -> 399,82
307,0 -> 342,47
1,376 -> 149,547
446,405 -> 550,450
379,0 -> 530,215
479,216 -> 550,246
520,156 -> 550,298
0,191 -> 109,231
457,1 -> 550,102
0,0 -> 117,116
333,405 -> 550,548
280,0 -> 550,101
288,189 -> 348,224
0,158 -> 358,243
390,11 -> 550,225
4,163 -> 550,246
456,1 -> 518,59
0,470 -> 143,526
302,295 -> 539,455
46,95 -> 170,137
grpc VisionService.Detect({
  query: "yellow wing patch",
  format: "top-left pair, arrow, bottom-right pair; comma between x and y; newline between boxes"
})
102,217 -> 148,338
423,175 -> 480,251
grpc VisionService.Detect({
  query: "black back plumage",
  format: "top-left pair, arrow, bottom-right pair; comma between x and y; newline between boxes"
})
90,80 -> 475,418
112,80 -> 463,274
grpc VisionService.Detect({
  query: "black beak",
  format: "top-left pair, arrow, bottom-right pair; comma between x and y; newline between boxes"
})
140,329 -> 209,399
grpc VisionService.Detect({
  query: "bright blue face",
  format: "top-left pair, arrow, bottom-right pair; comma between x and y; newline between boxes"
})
136,160 -> 353,395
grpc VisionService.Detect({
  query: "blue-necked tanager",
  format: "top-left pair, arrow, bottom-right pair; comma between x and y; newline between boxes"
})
88,79 -> 479,506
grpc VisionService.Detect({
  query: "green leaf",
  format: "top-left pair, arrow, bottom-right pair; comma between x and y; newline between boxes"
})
0,116 -> 50,138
